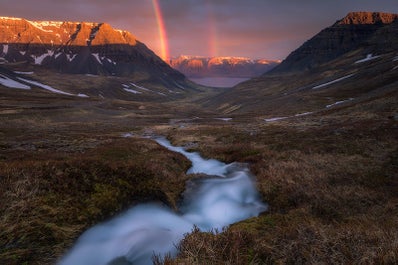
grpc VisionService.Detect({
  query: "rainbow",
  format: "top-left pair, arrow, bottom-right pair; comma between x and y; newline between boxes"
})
205,1 -> 218,57
151,0 -> 169,61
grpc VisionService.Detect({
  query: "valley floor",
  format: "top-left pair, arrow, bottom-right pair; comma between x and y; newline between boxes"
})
0,88 -> 397,264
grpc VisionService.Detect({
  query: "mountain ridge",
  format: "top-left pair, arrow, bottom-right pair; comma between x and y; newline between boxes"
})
269,11 -> 398,73
203,11 -> 398,116
0,16 -> 186,86
0,16 -> 137,46
169,55 -> 280,78
336,11 -> 398,25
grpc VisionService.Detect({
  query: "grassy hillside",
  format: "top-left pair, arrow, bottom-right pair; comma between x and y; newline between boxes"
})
158,92 -> 398,264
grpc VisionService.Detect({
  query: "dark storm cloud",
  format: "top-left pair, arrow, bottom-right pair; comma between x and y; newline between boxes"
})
1,0 -> 397,59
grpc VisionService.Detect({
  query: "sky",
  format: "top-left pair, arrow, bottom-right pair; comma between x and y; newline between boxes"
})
1,0 -> 397,60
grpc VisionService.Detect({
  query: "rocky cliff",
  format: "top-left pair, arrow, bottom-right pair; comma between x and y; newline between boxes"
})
169,55 -> 280,78
337,11 -> 398,25
271,12 -> 398,73
0,17 -> 184,84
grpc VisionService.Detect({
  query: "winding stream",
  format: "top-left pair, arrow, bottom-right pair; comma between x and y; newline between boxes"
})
59,137 -> 267,265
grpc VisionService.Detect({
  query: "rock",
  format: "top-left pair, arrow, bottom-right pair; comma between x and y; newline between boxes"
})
0,17 -> 185,83
270,12 -> 398,73
337,12 -> 398,25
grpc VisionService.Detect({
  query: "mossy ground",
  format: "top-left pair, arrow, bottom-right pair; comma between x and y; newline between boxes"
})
0,84 -> 397,265
0,137 -> 190,265
155,95 -> 398,264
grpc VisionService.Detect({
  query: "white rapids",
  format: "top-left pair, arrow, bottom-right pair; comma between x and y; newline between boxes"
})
59,137 -> 267,265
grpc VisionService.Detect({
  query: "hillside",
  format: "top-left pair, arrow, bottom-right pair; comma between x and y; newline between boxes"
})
0,17 -> 215,105
203,12 -> 398,117
0,16 -> 195,94
270,11 -> 398,73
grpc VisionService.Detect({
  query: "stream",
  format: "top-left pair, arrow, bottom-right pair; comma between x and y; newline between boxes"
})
59,137 -> 267,265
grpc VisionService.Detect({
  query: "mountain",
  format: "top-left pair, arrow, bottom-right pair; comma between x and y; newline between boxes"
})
203,12 -> 398,116
0,16 -> 187,90
270,12 -> 398,73
169,55 -> 280,78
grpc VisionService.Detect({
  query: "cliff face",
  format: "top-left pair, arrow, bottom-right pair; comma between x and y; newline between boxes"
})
0,17 -> 184,82
271,12 -> 398,73
0,17 -> 137,46
170,56 -> 280,78
337,12 -> 398,25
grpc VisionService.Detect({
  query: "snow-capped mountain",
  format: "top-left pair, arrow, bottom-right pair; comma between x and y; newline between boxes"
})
0,16 -> 185,86
169,55 -> 280,78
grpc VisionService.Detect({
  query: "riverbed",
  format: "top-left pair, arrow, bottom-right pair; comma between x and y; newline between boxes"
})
59,137 -> 267,265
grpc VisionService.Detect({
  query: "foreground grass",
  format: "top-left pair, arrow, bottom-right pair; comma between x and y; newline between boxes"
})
1,92 -> 397,265
159,98 -> 398,264
0,138 -> 190,265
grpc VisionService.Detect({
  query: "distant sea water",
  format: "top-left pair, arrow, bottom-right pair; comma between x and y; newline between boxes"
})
189,77 -> 250,88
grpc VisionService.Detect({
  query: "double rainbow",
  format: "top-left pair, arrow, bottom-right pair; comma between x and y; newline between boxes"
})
151,0 -> 219,61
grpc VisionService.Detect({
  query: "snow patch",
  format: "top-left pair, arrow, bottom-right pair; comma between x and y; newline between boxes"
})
355,54 -> 380,64
265,111 -> 314,123
32,54 -> 47,65
14,71 -> 34,75
19,51 -> 26,56
215,118 -> 232,121
0,17 -> 22,21
326,98 -> 354,108
127,82 -> 167,96
92,53 -> 102,65
17,77 -> 73,96
90,30 -> 98,39
28,21 -> 63,32
2,44 -> 8,54
31,50 -> 54,65
312,74 -> 355,89
121,133 -> 133,138
393,56 -> 398,62
294,112 -> 313,117
77,93 -> 89,98
123,88 -> 142,94
130,82 -> 149,91
264,117 -> 288,122
174,82 -> 186,90
106,58 -> 117,65
0,74 -> 31,89
66,54 -> 77,62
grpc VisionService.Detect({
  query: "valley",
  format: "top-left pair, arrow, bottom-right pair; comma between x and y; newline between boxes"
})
1,11 -> 397,265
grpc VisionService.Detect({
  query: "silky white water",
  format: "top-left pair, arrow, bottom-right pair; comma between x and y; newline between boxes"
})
59,137 -> 267,265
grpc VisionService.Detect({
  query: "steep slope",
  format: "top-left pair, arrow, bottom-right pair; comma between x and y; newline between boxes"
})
169,56 -> 279,78
203,12 -> 398,117
270,12 -> 398,73
0,17 -> 187,91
